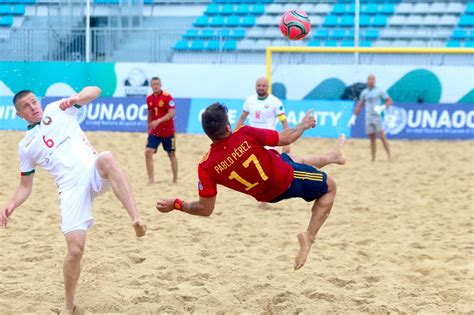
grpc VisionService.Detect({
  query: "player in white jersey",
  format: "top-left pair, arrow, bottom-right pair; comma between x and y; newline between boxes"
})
236,77 -> 290,153
348,74 -> 393,161
0,87 -> 146,315
236,77 -> 290,209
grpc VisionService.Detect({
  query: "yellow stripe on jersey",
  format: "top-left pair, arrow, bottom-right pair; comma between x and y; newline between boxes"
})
293,171 -> 323,177
200,150 -> 211,163
293,171 -> 323,181
293,175 -> 323,182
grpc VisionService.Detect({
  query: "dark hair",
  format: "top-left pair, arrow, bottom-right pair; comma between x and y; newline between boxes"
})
201,103 -> 229,141
13,90 -> 33,106
151,77 -> 161,82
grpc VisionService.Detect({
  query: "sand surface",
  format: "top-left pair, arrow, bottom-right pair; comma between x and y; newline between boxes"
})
0,131 -> 473,314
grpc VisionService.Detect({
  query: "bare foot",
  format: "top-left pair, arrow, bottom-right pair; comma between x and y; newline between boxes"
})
331,134 -> 347,165
258,202 -> 270,210
133,220 -> 147,237
59,305 -> 76,315
147,180 -> 155,186
294,231 -> 314,270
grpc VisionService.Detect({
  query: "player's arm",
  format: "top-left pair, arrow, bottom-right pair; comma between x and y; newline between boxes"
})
384,95 -> 393,108
277,110 -> 315,146
156,196 -> 216,217
1,174 -> 34,228
235,111 -> 249,129
59,86 -> 102,110
348,98 -> 365,127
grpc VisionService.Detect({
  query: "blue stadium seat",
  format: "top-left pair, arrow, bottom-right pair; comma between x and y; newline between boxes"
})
313,28 -> 329,39
332,3 -> 346,14
183,29 -> 199,39
348,29 -> 354,38
466,3 -> 474,14
251,3 -> 265,15
341,40 -> 355,47
210,16 -> 225,27
217,29 -> 230,38
226,15 -> 240,27
0,15 -> 12,26
236,4 -> 250,15
206,40 -> 220,51
190,40 -> 205,50
205,3 -> 219,15
223,40 -> 237,51
340,15 -> 354,27
0,5 -> 9,14
446,40 -> 461,47
363,3 -> 379,15
193,16 -> 209,27
12,4 -> 25,15
201,29 -> 215,38
323,15 -> 338,27
231,28 -> 246,39
330,29 -> 346,39
360,40 -> 372,47
347,4 -> 355,14
381,3 -> 395,15
174,40 -> 189,51
241,15 -> 256,26
325,40 -> 338,47
364,29 -> 379,39
452,29 -> 467,39
465,41 -> 474,47
221,4 -> 234,15
470,30 -> 474,39
308,40 -> 321,46
372,15 -> 387,27
459,15 -> 474,27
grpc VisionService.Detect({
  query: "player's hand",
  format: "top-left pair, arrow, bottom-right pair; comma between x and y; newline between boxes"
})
156,199 -> 174,213
59,94 -> 79,111
1,203 -> 15,228
347,114 -> 357,127
374,105 -> 385,116
283,145 -> 291,154
149,119 -> 161,130
301,110 -> 316,130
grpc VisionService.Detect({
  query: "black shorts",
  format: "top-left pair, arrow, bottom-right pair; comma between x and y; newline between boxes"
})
269,153 -> 328,203
146,134 -> 176,153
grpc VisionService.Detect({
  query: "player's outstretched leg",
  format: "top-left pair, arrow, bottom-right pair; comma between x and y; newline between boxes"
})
291,134 -> 346,169
294,175 -> 337,270
61,230 -> 86,315
96,152 -> 146,237
379,130 -> 391,161
369,133 -> 377,161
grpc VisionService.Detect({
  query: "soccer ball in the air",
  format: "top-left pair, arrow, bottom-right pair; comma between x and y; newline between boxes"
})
279,10 -> 311,40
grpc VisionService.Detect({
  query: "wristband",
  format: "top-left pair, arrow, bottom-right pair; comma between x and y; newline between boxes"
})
173,198 -> 184,211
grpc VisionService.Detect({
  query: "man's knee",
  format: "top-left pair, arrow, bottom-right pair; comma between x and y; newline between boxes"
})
67,244 -> 84,260
167,151 -> 176,159
145,149 -> 154,157
326,175 -> 337,194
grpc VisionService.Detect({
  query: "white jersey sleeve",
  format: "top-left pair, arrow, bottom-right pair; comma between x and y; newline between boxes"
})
274,97 -> 284,116
379,89 -> 389,100
19,145 -> 35,175
243,96 -> 251,113
360,89 -> 368,102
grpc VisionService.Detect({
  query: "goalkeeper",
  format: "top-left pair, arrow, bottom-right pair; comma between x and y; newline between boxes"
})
348,74 -> 393,161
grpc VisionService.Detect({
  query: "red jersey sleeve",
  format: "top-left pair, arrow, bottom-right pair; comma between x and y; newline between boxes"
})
198,164 -> 217,198
166,94 -> 176,110
242,126 -> 279,147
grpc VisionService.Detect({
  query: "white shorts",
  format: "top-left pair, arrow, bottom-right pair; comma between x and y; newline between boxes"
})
59,153 -> 111,234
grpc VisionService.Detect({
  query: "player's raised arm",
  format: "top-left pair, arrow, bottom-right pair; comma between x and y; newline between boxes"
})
59,86 -> 102,110
277,110 -> 316,146
1,174 -> 34,228
156,195 -> 216,217
235,111 -> 249,129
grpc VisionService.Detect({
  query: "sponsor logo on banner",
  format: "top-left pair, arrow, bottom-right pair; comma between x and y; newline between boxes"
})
124,68 -> 149,97
0,99 -> 27,130
351,103 -> 474,140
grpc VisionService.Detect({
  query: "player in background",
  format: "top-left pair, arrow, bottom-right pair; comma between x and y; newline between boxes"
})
145,77 -> 178,184
236,77 -> 290,153
157,103 -> 346,270
236,77 -> 290,209
348,74 -> 393,161
1,87 -> 146,315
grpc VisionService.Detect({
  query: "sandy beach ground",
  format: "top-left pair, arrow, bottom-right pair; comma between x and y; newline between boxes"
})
0,131 -> 472,313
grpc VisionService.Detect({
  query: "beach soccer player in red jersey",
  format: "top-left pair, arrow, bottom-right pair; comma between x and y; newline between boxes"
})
156,103 -> 346,270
